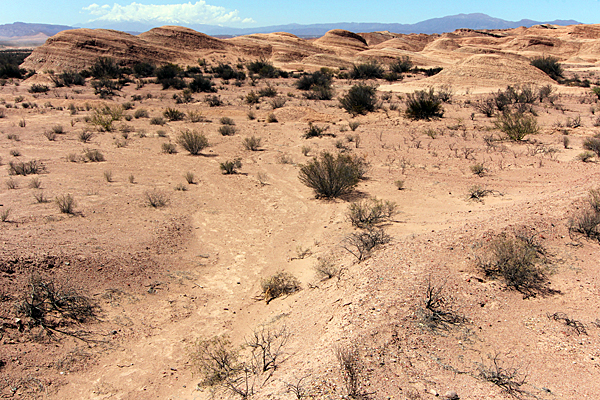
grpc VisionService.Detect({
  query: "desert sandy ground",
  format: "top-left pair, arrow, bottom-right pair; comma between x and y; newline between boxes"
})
1,23 -> 600,400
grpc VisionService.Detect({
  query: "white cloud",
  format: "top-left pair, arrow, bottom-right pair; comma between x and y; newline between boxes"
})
82,1 -> 254,25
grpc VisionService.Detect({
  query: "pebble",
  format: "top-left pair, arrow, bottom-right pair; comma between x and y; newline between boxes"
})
444,390 -> 459,399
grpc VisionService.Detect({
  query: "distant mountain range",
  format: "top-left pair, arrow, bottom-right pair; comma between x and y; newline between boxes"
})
0,13 -> 582,39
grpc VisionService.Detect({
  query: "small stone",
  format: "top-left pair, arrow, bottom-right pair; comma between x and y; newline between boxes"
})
444,390 -> 459,400
430,388 -> 439,396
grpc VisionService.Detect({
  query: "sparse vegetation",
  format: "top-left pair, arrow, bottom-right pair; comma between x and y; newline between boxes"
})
8,160 -> 45,176
219,125 -> 236,136
583,137 -> 600,157
16,275 -> 97,334
477,354 -> 528,398
350,61 -> 384,80
164,107 -> 185,121
569,188 -> 600,242
83,148 -> 105,162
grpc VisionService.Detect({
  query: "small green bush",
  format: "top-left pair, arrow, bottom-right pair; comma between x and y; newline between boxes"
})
134,108 -> 149,119
296,71 -> 334,100
84,148 -> 105,162
404,88 -> 444,120
583,137 -> 600,157
531,56 -> 563,81
389,56 -> 412,74
218,125 -> 236,136
164,108 -> 185,121
495,112 -> 539,141
161,142 -> 177,154
350,61 -> 384,80
29,84 -> 49,93
339,84 -> 378,116
298,151 -> 363,198
150,116 -> 166,126
220,158 -> 242,174
177,129 -> 209,155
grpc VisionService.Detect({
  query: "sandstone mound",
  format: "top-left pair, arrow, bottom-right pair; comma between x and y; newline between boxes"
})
381,54 -> 555,93
21,29 -> 153,72
228,32 -> 324,63
138,26 -> 228,52
372,34 -> 436,52
313,29 -> 369,55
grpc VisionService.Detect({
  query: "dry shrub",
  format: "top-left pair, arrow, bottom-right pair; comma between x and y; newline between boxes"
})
16,275 -> 97,334
342,228 -> 391,261
84,148 -> 105,162
418,277 -> 467,331
261,272 -> 300,303
8,160 -> 45,176
177,129 -> 209,155
476,230 -> 549,297
145,189 -> 169,208
477,354 -> 528,398
335,344 -> 365,399
189,326 -> 288,398
569,188 -> 600,242
161,142 -> 177,154
220,158 -> 242,174
313,257 -> 342,280
55,194 -> 76,214
347,197 -> 396,228
243,136 -> 262,151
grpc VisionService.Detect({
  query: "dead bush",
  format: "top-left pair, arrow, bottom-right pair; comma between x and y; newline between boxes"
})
418,277 -> 467,331
16,275 -> 97,334
547,312 -> 587,335
569,188 -> 600,242
55,194 -> 76,214
342,228 -> 391,261
190,326 -> 288,399
477,354 -> 528,398
476,231 -> 549,297
313,257 -> 342,281
8,160 -> 45,175
145,189 -> 169,208
261,272 -> 300,304
347,197 -> 396,228
335,344 -> 365,399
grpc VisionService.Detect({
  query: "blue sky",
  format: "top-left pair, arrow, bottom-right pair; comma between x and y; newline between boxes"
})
1,0 -> 598,27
